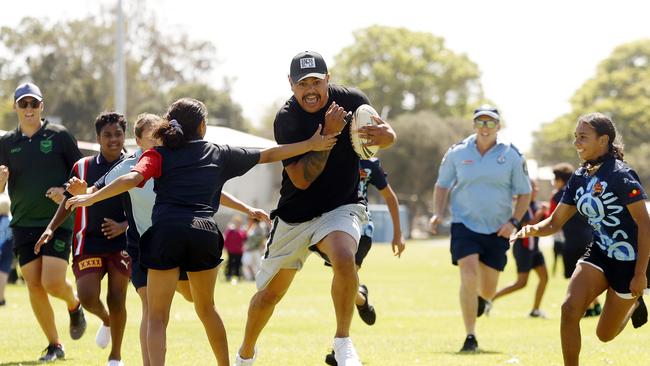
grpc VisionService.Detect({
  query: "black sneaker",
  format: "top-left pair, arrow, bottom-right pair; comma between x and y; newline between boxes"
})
356,284 -> 376,325
593,302 -> 602,316
69,303 -> 87,340
0,299 -> 5,306
325,350 -> 337,365
477,296 -> 490,317
39,343 -> 65,362
632,297 -> 648,329
460,334 -> 478,352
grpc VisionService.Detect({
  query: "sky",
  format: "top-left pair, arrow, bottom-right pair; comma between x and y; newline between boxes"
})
2,0 -> 650,153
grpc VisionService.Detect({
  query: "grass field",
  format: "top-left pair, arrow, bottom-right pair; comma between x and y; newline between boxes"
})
1,238 -> 649,365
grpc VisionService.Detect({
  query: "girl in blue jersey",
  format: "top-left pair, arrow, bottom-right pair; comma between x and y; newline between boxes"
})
513,112 -> 650,366
65,98 -> 337,366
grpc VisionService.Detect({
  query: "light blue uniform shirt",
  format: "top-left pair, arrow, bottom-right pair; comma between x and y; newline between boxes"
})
436,134 -> 531,234
101,149 -> 155,236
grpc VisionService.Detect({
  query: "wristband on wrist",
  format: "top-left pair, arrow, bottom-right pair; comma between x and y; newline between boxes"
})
509,217 -> 521,229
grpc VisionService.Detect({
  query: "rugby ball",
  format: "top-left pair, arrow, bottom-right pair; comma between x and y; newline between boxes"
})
350,104 -> 380,159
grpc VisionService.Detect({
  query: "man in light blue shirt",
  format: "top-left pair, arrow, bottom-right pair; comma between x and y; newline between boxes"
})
429,104 -> 531,352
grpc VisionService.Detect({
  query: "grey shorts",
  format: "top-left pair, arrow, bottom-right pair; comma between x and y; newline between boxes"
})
256,203 -> 367,290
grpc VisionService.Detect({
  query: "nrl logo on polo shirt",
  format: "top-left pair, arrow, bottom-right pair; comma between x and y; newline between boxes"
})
40,140 -> 53,154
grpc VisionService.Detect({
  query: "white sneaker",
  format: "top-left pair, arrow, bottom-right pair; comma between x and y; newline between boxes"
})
333,337 -> 361,366
107,360 -> 124,366
96,324 -> 111,349
235,347 -> 257,366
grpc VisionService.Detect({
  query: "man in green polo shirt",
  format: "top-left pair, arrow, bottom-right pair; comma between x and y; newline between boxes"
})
0,82 -> 87,362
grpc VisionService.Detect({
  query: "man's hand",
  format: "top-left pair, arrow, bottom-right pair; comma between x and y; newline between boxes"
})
359,116 -> 396,148
101,218 -> 127,239
322,102 -> 349,134
45,187 -> 66,204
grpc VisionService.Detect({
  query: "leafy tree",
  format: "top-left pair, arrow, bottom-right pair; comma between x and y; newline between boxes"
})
167,81 -> 248,131
378,111 -> 473,220
532,39 -> 650,183
0,10 -> 245,139
331,25 -> 484,119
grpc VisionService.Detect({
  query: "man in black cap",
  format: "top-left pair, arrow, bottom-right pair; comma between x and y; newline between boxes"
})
0,82 -> 86,361
235,51 -> 396,366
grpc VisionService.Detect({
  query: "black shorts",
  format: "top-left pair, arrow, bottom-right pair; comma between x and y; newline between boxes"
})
13,227 -> 72,266
580,242 -> 650,296
127,236 -> 189,290
512,240 -> 545,273
450,223 -> 509,271
139,218 -> 224,272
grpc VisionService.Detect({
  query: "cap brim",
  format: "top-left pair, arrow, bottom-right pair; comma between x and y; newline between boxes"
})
473,111 -> 499,120
295,72 -> 327,83
15,94 -> 42,102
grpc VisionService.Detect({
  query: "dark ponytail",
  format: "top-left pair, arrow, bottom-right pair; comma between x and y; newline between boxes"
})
577,112 -> 624,167
154,98 -> 208,150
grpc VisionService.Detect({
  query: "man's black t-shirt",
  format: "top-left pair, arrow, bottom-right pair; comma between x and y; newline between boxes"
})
271,84 -> 369,223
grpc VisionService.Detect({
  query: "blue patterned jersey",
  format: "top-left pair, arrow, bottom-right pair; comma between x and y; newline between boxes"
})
562,157 -> 647,261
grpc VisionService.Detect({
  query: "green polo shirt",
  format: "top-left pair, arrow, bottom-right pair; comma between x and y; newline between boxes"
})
0,120 -> 82,229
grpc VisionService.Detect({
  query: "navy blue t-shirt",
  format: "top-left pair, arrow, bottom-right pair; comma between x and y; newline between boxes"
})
141,141 -> 260,224
70,153 -> 126,256
272,84 -> 369,223
561,157 -> 647,261
358,158 -> 388,204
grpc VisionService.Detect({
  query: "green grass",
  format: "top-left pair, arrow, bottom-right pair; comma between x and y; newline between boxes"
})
1,238 -> 649,365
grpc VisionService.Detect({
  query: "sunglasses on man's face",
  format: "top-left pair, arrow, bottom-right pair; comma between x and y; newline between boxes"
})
17,99 -> 41,109
473,119 -> 498,129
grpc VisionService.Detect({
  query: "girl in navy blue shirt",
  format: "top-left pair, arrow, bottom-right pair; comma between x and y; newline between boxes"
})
513,112 -> 650,366
66,98 -> 338,366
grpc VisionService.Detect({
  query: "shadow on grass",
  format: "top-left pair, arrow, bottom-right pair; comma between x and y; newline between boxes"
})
434,349 -> 504,356
0,359 -> 75,366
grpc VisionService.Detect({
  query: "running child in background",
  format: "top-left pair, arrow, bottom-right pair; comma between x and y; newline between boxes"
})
493,179 -> 549,318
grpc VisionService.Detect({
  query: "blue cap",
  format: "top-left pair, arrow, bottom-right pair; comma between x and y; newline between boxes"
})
14,82 -> 43,102
473,104 -> 499,121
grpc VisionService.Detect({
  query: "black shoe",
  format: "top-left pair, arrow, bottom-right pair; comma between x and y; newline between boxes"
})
356,284 -> 376,325
0,299 -> 5,306
39,343 -> 65,362
325,350 -> 337,365
593,303 -> 602,316
632,297 -> 648,329
460,334 -> 478,352
69,303 -> 87,340
477,296 -> 490,317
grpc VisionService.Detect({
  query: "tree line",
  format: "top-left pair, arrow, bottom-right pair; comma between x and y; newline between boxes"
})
2,9 -> 647,224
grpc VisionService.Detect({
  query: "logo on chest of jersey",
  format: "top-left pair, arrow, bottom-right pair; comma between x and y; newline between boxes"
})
462,160 -> 474,165
40,140 -> 53,154
10,147 -> 21,154
592,182 -> 604,197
